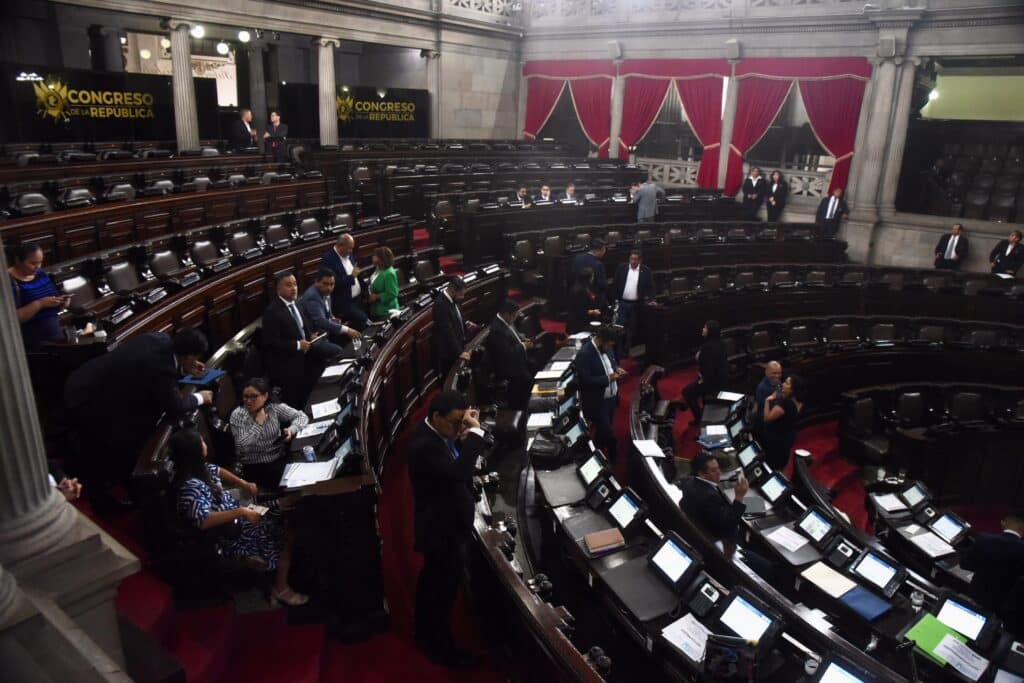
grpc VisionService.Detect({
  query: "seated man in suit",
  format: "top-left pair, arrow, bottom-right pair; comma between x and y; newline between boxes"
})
514,185 -> 532,208
741,167 -> 766,221
431,277 -> 477,379
632,179 -> 665,223
320,233 -> 368,330
575,326 -> 626,460
262,110 -> 288,163
990,230 -> 1023,275
960,512 -> 1024,632
534,184 -> 553,204
64,327 -> 213,511
486,299 -> 534,411
262,272 -> 344,408
229,108 -> 258,151
409,390 -> 488,667
815,187 -> 849,238
561,183 -> 580,204
612,249 -> 655,354
572,238 -> 608,309
298,268 -> 361,348
934,223 -> 969,270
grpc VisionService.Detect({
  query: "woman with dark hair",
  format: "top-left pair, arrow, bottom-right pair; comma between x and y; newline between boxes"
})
368,246 -> 399,319
566,267 -> 603,334
681,320 -> 728,424
229,377 -> 309,490
169,428 -> 308,605
761,374 -> 807,471
766,170 -> 788,222
8,242 -> 85,348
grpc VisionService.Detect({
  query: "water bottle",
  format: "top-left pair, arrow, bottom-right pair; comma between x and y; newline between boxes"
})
352,335 -> 362,352
302,446 -> 315,462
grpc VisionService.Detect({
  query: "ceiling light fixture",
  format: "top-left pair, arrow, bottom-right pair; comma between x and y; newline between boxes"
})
190,25 -> 205,39
237,30 -> 251,43
216,41 -> 230,55
139,48 -> 152,60
160,37 -> 171,49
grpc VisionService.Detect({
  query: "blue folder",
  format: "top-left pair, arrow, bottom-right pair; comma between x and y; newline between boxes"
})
838,585 -> 892,621
178,368 -> 226,386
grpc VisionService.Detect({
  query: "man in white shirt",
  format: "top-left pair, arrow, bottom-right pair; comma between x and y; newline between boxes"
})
320,233 -> 368,330
612,250 -> 655,354
575,326 -> 626,460
815,187 -> 849,238
934,223 -> 969,271
741,166 -> 766,220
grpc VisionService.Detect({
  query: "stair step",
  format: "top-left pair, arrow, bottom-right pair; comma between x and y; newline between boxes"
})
167,605 -> 236,683
116,571 -> 176,643
227,610 -> 324,683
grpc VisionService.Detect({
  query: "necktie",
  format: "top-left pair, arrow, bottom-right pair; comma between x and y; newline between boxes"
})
323,296 -> 332,316
944,235 -> 957,260
447,440 -> 459,460
287,303 -> 304,336
827,197 -> 837,220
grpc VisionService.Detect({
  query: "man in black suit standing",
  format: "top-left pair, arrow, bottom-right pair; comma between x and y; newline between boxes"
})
815,187 -> 849,238
262,110 -> 288,162
486,299 -> 534,410
229,108 -> 258,151
741,166 -> 766,220
574,326 -> 626,460
64,328 -> 213,510
261,272 -> 343,408
409,390 -> 487,667
612,249 -> 655,354
934,223 -> 969,270
990,230 -> 1023,275
432,277 -> 476,378
960,512 -> 1024,631
572,238 -> 608,309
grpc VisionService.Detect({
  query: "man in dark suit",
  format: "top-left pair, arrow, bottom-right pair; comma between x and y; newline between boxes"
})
486,299 -> 534,410
959,513 -> 1024,631
560,183 -> 580,204
297,268 -> 361,347
64,328 -> 212,510
934,224 -> 969,270
572,238 -> 608,309
574,326 -> 625,460
432,277 -> 477,378
680,452 -> 749,545
229,108 -> 258,151
612,249 -> 656,353
741,167 -> 767,220
533,184 -> 553,204
261,272 -> 343,408
320,233 -> 368,330
409,390 -> 487,667
752,361 -> 782,443
262,110 -> 288,162
514,185 -> 532,208
990,230 -> 1023,275
815,187 -> 849,238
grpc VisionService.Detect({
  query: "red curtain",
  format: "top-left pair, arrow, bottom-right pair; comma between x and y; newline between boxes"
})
617,78 -> 671,160
724,78 -> 793,195
675,77 -> 724,188
522,78 -> 566,140
568,78 -> 614,157
798,78 -> 867,193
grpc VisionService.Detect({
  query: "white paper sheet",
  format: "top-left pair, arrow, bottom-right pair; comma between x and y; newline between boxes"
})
994,669 -> 1024,683
909,530 -> 956,558
933,635 -> 989,681
902,523 -> 922,535
661,613 -> 711,663
550,361 -> 571,372
801,561 -> 857,599
705,424 -> 728,436
767,525 -> 810,553
535,370 -> 564,380
311,398 -> 341,419
634,439 -> 665,458
872,493 -> 908,512
717,391 -> 745,402
295,419 -> 332,439
321,361 -> 354,378
527,413 -> 553,429
280,455 -> 341,489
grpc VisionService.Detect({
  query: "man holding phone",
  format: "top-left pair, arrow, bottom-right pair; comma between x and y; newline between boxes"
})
574,326 -> 626,460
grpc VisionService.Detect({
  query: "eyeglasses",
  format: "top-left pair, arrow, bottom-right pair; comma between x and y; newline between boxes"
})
242,393 -> 264,401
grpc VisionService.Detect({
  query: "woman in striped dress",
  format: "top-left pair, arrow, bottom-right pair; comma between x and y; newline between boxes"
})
170,428 -> 308,607
229,377 -> 309,489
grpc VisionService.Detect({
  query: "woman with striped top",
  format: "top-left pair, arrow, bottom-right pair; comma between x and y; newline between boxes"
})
9,242 -> 68,349
229,377 -> 309,489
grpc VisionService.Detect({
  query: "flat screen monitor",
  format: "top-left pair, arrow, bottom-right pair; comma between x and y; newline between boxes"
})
558,372 -> 576,390
564,422 -> 586,446
936,597 -> 987,641
816,661 -> 868,683
852,552 -> 898,591
798,509 -> 835,545
578,453 -> 604,486
334,400 -> 354,425
728,418 -> 746,440
650,536 -> 696,585
558,394 -> 577,417
719,594 -> 774,643
334,436 -> 354,461
737,444 -> 760,468
899,483 -> 928,509
608,491 -> 640,530
760,474 -> 789,504
930,514 -> 966,544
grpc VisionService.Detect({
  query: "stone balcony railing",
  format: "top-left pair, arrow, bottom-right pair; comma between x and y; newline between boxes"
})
634,156 -> 831,204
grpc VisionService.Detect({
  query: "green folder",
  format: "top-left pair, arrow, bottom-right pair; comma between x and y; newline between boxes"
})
904,613 -> 966,666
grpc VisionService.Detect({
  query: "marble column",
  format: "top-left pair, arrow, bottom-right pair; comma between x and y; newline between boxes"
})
850,57 -> 898,223
879,58 -> 919,215
248,44 -> 269,139
317,38 -> 340,148
0,242 -> 76,569
842,70 -> 876,207
607,74 -> 625,159
102,28 -> 124,73
0,563 -> 17,624
717,62 -> 739,191
169,22 -> 200,152
425,51 -> 442,138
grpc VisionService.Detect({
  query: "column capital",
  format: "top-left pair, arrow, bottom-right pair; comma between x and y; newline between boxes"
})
316,37 -> 341,49
164,19 -> 196,33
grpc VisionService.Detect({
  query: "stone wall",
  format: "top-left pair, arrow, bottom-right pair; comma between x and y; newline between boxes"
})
438,47 -> 520,139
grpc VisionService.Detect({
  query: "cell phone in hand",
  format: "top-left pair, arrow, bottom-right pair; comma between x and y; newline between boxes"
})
247,504 -> 269,516
310,333 -> 327,344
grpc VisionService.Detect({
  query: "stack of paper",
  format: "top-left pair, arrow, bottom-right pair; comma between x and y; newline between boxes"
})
550,361 -> 571,372
279,454 -> 342,489
909,530 -> 956,558
801,561 -> 857,599
634,439 -> 666,458
527,413 -> 553,429
296,419 -> 332,439
906,613 -> 966,666
321,361 -> 355,378
311,398 -> 342,419
767,525 -> 809,553
535,370 -> 564,381
662,613 -> 711,663
872,493 -> 908,513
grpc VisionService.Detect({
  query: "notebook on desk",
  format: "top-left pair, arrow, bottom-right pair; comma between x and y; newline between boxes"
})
838,585 -> 892,622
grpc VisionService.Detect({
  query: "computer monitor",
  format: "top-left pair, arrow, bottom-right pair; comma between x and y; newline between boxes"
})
929,513 -> 969,545
716,589 -> 780,647
334,400 -> 354,426
811,658 -> 870,683
934,594 -> 996,647
558,371 -> 576,391
759,474 -> 791,505
578,452 -> 606,486
563,421 -> 587,447
608,489 -> 642,530
334,435 -> 355,462
898,482 -> 930,510
648,531 -> 702,591
728,417 -> 746,441
796,507 -> 838,548
737,443 -> 761,469
557,393 -> 577,418
851,550 -> 906,598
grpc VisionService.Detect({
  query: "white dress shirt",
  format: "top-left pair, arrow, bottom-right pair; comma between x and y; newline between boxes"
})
622,266 -> 640,301
826,196 -> 838,219
339,250 -> 361,298
594,339 -> 618,399
944,234 -> 959,260
280,296 -> 306,350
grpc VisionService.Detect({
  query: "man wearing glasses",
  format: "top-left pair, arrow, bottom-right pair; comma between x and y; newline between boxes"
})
408,390 -> 487,667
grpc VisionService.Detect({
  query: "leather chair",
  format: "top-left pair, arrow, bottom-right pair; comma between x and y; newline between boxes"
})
962,189 -> 990,219
11,193 -> 51,216
785,324 -> 818,351
56,188 -> 95,209
963,279 -> 987,296
332,213 -> 354,233
511,240 -> 545,295
262,223 -> 292,250
971,173 -> 995,191
228,232 -> 261,262
413,259 -> 443,289
768,271 -> 794,288
191,240 -> 230,273
668,276 -> 690,295
967,329 -> 1000,348
839,270 -> 865,286
104,183 -> 136,201
949,392 -> 985,424
733,271 -> 757,290
825,323 -> 858,347
878,272 -> 904,290
922,274 -> 948,290
749,328 -> 782,360
893,392 -> 927,428
804,270 -> 828,287
868,323 -> 897,343
842,396 -> 889,464
701,274 -> 723,293
59,274 -> 98,309
105,260 -> 144,294
915,324 -> 947,344
988,193 -> 1015,222
635,229 -> 654,242
994,176 -> 1020,194
605,231 -> 622,245
295,218 -> 322,241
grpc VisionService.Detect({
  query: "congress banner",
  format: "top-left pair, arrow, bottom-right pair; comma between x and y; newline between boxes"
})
0,63 -> 218,143
336,86 -> 430,138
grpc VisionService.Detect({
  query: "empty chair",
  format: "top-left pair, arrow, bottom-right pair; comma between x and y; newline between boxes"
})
949,392 -> 985,423
542,235 -> 564,260
843,397 -> 889,463
295,218 -> 322,240
605,231 -> 622,245
962,189 -> 990,219
56,187 -> 94,209
413,259 -> 440,285
146,179 -> 175,195
749,329 -> 782,358
105,261 -> 142,293
840,270 -> 865,285
988,193 -> 1015,222
512,240 -> 544,294
916,324 -> 946,344
226,174 -> 247,187
963,279 -> 987,296
726,228 -> 749,241
574,233 -> 591,249
895,392 -> 926,428
668,276 -> 690,295
104,183 -> 135,201
922,274 -> 948,290
11,193 -> 51,216
701,274 -> 723,292
878,272 -> 904,289
868,323 -> 896,343
733,271 -> 757,289
697,227 -> 718,241
149,250 -> 190,282
228,232 -> 260,260
971,173 -> 996,191
826,323 -> 857,345
995,176 -> 1020,194
768,271 -> 793,288
804,270 -> 828,286
635,229 -> 653,242
967,329 -> 1000,348
191,240 -> 228,271
786,325 -> 817,349
263,223 -> 292,250
59,275 -> 98,309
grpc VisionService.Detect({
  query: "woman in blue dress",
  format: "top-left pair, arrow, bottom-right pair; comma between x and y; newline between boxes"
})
8,242 -> 71,349
169,428 -> 308,606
